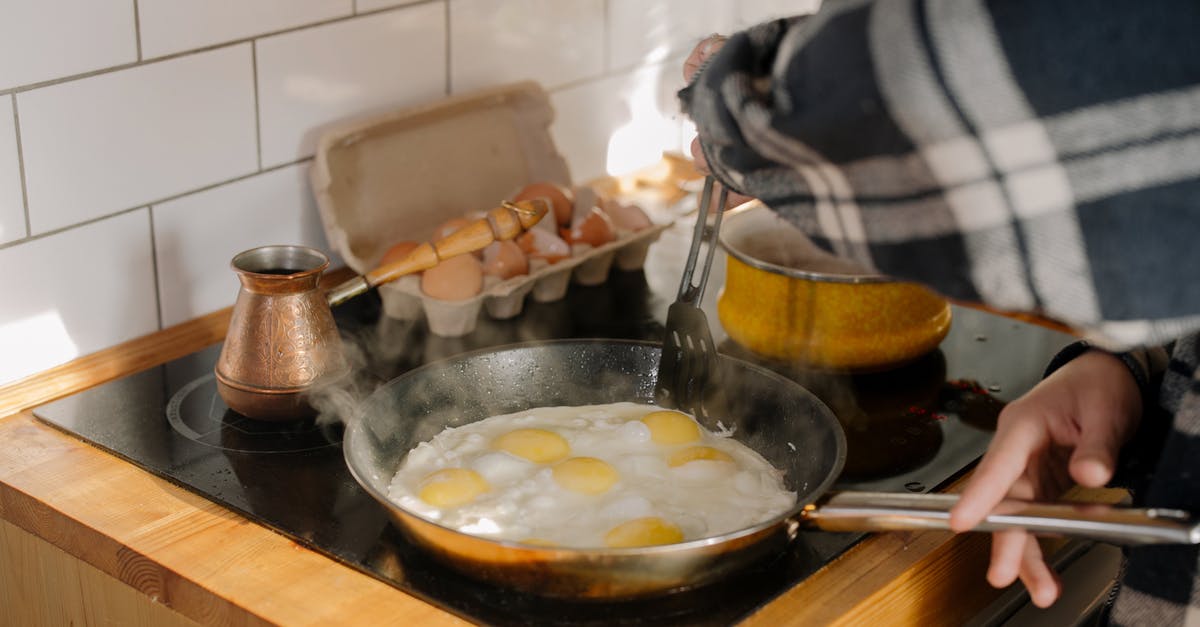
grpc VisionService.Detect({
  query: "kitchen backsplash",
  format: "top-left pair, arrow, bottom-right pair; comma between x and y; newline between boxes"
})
0,0 -> 818,385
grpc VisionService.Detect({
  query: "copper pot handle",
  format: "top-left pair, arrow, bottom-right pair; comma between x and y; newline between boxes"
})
325,199 -> 550,306
796,491 -> 1200,545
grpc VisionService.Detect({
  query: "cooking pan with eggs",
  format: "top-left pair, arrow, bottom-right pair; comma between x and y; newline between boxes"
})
344,340 -> 1200,600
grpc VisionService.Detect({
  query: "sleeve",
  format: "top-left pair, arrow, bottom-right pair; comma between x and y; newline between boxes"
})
679,0 -> 1200,351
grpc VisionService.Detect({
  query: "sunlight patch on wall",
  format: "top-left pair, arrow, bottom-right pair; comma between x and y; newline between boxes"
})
0,309 -> 79,385
605,68 -> 680,178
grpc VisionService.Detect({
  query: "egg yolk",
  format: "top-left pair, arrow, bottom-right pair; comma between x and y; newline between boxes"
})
604,517 -> 684,548
640,411 -> 701,445
552,457 -> 619,495
492,428 -> 570,463
418,468 -> 490,508
667,446 -> 734,467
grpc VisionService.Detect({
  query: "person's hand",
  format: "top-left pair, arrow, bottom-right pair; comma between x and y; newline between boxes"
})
683,34 -> 726,84
682,35 -> 755,209
948,349 -> 1143,607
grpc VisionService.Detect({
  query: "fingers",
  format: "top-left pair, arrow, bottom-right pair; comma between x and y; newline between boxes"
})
949,413 -> 1046,531
683,34 -> 727,82
1069,428 -> 1118,488
1067,351 -> 1139,487
988,531 -> 1061,608
1018,537 -> 1062,608
689,137 -> 709,173
987,529 -> 1026,588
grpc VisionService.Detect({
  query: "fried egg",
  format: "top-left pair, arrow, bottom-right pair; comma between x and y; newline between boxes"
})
388,403 -> 796,548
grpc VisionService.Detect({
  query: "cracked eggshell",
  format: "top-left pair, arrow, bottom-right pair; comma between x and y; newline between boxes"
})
511,181 -> 574,228
561,207 -> 616,249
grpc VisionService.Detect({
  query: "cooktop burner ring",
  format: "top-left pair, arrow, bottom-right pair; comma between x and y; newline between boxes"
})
166,373 -> 342,454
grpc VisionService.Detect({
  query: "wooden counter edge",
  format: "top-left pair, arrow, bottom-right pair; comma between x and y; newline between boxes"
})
0,274 -> 470,626
0,410 -> 469,626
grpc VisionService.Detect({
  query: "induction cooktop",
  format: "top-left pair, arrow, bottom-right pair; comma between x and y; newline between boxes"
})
33,220 -> 1074,625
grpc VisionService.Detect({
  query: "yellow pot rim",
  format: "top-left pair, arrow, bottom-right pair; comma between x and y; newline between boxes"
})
719,203 -> 894,284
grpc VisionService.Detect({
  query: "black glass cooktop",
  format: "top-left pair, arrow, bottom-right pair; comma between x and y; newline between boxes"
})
33,219 -> 1074,625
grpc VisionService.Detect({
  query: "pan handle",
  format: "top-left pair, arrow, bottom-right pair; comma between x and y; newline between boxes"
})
800,491 -> 1200,545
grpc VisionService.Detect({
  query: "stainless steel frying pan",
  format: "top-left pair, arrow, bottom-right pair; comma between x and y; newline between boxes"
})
343,340 -> 1199,599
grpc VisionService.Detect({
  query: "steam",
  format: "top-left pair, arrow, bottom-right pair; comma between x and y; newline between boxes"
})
305,315 -> 419,429
303,299 -> 572,431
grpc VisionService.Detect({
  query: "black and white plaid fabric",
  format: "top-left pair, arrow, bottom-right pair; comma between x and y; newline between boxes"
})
681,0 -> 1200,624
681,0 -> 1200,351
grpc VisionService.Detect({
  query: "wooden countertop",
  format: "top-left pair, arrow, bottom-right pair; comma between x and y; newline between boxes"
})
0,304 -> 1103,626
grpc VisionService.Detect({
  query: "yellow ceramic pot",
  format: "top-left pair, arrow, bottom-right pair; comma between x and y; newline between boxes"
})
717,204 -> 952,371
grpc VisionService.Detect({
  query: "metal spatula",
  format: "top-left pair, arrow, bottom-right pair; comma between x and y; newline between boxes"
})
655,176 -> 729,419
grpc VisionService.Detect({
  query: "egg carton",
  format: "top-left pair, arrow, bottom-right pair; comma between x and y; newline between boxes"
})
377,221 -> 668,336
310,81 -> 672,337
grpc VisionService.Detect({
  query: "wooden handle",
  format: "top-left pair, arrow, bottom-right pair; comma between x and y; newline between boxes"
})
362,198 -> 550,288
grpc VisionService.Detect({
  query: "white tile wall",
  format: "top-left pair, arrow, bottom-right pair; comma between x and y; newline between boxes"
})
0,210 -> 157,385
551,62 -> 687,182
607,0 -> 736,72
153,164 -> 331,327
256,4 -> 448,168
0,97 -> 24,246
0,0 -> 136,92
138,0 -> 353,59
19,45 -> 258,235
449,0 -> 604,93
0,0 -> 787,380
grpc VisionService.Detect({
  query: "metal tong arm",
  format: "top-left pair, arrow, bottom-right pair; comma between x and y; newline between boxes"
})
677,176 -> 729,306
802,491 -> 1200,546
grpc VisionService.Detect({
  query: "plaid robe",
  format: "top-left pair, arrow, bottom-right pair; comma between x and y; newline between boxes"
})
680,0 -> 1200,623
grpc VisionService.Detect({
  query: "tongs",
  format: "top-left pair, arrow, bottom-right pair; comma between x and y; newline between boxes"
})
655,176 -> 729,419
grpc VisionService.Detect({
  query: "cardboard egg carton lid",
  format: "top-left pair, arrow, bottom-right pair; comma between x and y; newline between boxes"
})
309,81 -> 573,274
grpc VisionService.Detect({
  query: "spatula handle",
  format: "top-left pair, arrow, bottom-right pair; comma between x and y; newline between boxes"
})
677,176 -> 728,305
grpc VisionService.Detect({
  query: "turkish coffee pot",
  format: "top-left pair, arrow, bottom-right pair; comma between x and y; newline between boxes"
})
214,200 -> 548,420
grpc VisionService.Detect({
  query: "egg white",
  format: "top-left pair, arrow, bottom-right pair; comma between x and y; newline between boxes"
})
387,402 -> 796,548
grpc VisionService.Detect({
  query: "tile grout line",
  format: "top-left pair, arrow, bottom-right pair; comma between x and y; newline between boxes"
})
146,206 -> 164,330
132,0 -> 143,61
0,157 -> 313,253
252,41 -> 263,172
0,40 -> 683,255
549,52 -> 686,95
0,1 -> 440,98
0,0 -> 676,252
11,97 -> 32,239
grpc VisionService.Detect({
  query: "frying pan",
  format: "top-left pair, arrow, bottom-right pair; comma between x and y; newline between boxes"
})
343,340 -> 1199,599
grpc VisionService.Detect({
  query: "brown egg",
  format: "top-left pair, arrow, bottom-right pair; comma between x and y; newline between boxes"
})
517,229 -> 571,263
377,240 -> 420,268
512,182 -> 574,228
481,240 -> 530,279
602,198 -> 652,232
560,207 -> 616,248
421,254 -> 484,301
